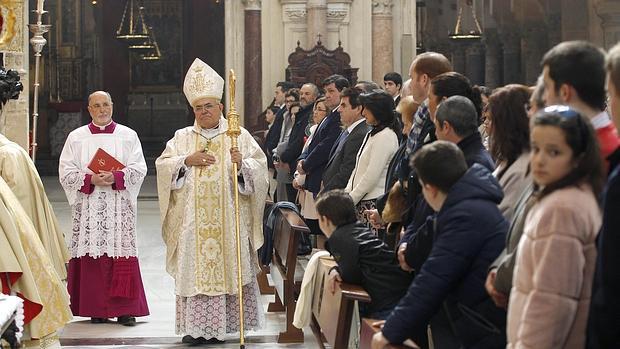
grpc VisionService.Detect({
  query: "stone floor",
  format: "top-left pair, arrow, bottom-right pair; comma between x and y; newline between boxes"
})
41,176 -> 321,349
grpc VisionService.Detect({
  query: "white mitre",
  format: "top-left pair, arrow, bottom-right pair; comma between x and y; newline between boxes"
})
183,58 -> 224,106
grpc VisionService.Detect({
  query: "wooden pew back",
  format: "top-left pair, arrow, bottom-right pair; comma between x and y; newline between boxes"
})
268,207 -> 309,343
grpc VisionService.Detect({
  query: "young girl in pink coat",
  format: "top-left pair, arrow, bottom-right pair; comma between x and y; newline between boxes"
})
507,105 -> 604,348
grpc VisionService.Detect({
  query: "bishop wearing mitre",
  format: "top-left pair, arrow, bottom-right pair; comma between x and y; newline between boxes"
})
156,58 -> 269,345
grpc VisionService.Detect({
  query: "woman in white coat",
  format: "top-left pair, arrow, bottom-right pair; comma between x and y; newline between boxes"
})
346,89 -> 400,233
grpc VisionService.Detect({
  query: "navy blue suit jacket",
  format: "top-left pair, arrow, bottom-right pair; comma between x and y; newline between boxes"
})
298,110 -> 341,194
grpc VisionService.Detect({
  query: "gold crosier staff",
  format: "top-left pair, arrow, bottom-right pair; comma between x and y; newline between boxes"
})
225,69 -> 245,349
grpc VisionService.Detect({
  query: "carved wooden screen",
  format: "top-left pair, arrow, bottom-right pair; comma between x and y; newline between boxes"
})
286,40 -> 358,87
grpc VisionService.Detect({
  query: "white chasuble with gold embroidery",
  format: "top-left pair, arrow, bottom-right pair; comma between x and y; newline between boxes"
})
156,117 -> 268,297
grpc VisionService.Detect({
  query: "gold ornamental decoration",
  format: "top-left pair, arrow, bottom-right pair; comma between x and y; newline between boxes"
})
0,0 -> 22,52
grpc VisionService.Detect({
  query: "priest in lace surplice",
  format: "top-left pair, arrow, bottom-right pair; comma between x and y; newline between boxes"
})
156,59 -> 268,345
58,91 -> 149,326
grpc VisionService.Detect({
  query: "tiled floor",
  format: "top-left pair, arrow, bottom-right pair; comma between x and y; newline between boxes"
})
42,176 -> 321,349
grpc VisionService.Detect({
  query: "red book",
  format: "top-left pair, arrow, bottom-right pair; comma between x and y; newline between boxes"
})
88,148 -> 125,174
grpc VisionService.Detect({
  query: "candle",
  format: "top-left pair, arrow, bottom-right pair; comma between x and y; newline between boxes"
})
37,0 -> 44,12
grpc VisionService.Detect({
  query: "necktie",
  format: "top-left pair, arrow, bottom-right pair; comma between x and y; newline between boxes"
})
330,129 -> 349,160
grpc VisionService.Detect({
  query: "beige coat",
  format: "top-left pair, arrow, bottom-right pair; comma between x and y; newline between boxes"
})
507,185 -> 601,349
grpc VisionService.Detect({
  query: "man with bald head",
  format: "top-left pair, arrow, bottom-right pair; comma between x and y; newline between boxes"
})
59,90 -> 149,326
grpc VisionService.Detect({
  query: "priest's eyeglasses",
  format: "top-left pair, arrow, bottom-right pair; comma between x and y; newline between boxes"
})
89,102 -> 113,109
194,103 -> 219,113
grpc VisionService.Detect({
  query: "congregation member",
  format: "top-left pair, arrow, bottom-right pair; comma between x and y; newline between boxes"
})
273,88 -> 300,202
156,59 -> 268,345
59,90 -> 149,326
399,84 -> 493,273
406,52 -> 452,155
542,40 -> 620,165
278,83 -> 318,202
0,132 -> 69,280
345,89 -> 399,233
383,72 -> 403,107
483,85 -> 533,308
296,75 -> 348,235
372,141 -> 507,349
587,41 -> 620,349
485,84 -> 532,221
294,97 -> 329,235
507,106 -> 603,348
264,81 -> 295,162
321,87 -> 370,193
316,189 -> 412,319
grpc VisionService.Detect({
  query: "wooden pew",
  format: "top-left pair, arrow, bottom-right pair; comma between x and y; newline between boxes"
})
311,280 -> 373,349
309,257 -> 415,349
360,318 -> 418,349
267,207 -> 309,343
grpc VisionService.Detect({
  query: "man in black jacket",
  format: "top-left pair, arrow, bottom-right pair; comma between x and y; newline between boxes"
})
315,189 -> 413,320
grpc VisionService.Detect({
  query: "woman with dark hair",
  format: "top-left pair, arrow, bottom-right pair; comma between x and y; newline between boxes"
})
486,84 -> 532,221
507,106 -> 603,348
428,72 -> 483,121
345,89 -> 399,232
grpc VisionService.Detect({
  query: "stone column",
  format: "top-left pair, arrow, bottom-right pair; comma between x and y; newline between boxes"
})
465,43 -> 485,86
307,0 -> 327,47
484,30 -> 501,89
596,1 -> 620,49
372,0 -> 394,83
450,42 -> 466,75
243,0 -> 262,133
522,23 -> 548,85
500,30 -> 521,85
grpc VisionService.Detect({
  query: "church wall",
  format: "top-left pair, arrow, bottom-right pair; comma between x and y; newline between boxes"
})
261,0 -> 415,110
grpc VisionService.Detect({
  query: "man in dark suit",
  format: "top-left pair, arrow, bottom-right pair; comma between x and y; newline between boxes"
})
265,81 -> 295,162
321,87 -> 370,193
384,72 -> 402,107
279,83 -> 318,202
297,75 -> 349,196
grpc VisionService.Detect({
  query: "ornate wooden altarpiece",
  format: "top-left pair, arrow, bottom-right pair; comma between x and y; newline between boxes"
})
286,39 -> 358,87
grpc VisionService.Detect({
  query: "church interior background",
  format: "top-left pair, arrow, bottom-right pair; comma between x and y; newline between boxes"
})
0,0 -> 616,174
0,0 -> 618,348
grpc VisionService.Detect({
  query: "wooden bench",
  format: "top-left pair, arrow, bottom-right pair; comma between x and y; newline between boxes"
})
360,318 -> 418,349
311,279 -> 373,349
266,207 -> 309,343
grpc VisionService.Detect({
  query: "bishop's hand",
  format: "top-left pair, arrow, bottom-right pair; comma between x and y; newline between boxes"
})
230,147 -> 243,168
185,150 -> 216,167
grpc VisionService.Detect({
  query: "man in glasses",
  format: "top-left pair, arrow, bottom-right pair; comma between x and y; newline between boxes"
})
156,58 -> 268,345
59,90 -> 149,326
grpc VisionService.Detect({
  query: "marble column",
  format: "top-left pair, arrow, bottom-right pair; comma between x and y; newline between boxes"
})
484,30 -> 501,89
243,0 -> 262,133
465,43 -> 485,86
596,0 -> 620,49
372,0 -> 394,83
500,30 -> 521,85
307,0 -> 327,47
